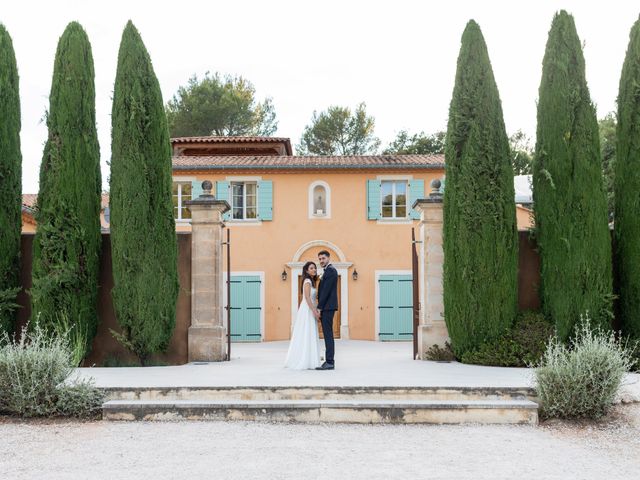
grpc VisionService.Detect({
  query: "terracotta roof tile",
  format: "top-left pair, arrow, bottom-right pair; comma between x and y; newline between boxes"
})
23,193 -> 110,209
171,136 -> 291,144
172,154 -> 445,170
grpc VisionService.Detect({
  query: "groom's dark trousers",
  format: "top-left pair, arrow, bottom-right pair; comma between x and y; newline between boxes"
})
320,310 -> 335,365
318,264 -> 338,366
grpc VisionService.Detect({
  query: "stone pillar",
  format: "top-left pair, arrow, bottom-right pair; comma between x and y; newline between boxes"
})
185,180 -> 230,362
413,179 -> 450,359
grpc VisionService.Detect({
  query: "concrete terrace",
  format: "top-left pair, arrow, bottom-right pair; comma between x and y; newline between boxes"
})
77,340 -> 536,389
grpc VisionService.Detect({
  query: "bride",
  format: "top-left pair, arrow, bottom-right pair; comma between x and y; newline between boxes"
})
285,261 -> 321,370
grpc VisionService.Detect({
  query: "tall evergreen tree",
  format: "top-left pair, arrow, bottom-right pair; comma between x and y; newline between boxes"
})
443,20 -> 518,356
533,11 -> 613,341
110,22 -> 178,364
0,25 -> 22,334
614,16 -> 640,339
30,22 -> 102,355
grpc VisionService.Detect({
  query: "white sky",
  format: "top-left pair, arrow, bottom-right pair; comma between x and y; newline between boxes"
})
3,0 -> 638,193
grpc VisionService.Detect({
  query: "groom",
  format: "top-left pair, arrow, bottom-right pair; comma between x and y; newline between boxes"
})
316,250 -> 338,370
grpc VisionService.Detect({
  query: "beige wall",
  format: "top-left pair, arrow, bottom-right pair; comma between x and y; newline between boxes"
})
175,169 -> 444,341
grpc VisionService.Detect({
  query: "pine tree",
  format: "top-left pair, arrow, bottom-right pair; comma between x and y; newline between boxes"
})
614,16 -> 640,339
533,11 -> 613,341
30,22 -> 102,355
443,20 -> 519,356
110,21 -> 178,364
0,25 -> 22,335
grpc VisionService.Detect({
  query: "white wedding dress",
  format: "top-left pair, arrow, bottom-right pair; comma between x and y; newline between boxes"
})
285,279 -> 321,370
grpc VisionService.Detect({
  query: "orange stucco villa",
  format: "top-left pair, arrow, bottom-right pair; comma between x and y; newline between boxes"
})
21,136 -> 533,342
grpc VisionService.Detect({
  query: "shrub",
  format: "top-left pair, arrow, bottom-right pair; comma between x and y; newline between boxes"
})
30,22 -> 102,356
461,311 -> 554,367
110,21 -> 178,364
443,20 -> 518,357
535,316 -> 635,419
0,324 -> 102,418
0,25 -> 22,336
56,378 -> 104,418
614,17 -> 640,339
533,11 -> 613,341
424,342 -> 456,362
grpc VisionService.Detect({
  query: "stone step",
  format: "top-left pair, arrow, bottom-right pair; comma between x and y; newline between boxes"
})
102,399 -> 538,424
103,385 -> 536,402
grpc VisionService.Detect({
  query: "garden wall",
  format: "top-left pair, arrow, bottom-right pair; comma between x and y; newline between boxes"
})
16,230 -> 541,365
17,233 -> 192,366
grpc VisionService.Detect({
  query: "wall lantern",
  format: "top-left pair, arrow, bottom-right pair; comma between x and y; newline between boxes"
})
352,269 -> 358,281
281,269 -> 288,281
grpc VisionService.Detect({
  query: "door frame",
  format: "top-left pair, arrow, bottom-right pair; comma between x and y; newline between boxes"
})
375,270 -> 412,341
222,271 -> 265,341
287,262 -> 351,339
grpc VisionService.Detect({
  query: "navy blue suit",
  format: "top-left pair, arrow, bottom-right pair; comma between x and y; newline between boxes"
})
317,264 -> 338,365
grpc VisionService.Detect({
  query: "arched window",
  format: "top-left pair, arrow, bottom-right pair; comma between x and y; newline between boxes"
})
308,181 -> 331,219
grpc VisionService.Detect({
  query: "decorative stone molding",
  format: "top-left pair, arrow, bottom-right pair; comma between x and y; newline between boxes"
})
412,178 -> 449,359
185,180 -> 231,362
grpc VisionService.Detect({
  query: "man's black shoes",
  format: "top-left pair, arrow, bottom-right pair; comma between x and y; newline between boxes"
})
316,362 -> 335,370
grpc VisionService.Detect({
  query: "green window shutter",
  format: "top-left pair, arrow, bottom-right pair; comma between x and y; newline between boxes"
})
216,181 -> 230,220
409,179 -> 425,219
367,180 -> 381,220
257,180 -> 273,221
191,180 -> 203,200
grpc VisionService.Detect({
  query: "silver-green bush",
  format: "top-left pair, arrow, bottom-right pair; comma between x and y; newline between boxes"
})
0,324 -> 103,417
535,316 -> 635,419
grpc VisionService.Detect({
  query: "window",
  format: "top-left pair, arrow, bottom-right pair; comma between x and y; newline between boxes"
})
232,182 -> 257,220
172,182 -> 192,221
381,180 -> 407,219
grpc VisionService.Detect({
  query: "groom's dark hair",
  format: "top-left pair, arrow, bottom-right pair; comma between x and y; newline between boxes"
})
318,250 -> 330,258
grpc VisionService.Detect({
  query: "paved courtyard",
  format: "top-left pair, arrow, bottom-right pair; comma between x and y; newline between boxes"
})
77,340 -> 536,389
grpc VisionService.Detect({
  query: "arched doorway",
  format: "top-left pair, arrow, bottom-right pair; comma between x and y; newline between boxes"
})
286,240 -> 352,339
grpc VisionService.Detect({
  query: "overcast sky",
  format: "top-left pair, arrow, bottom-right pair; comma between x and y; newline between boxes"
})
3,0 -> 639,193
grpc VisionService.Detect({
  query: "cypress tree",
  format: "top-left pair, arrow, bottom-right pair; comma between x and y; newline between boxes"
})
110,22 -> 178,364
533,11 -> 613,341
0,25 -> 22,335
614,16 -> 640,339
443,20 -> 519,356
30,22 -> 102,354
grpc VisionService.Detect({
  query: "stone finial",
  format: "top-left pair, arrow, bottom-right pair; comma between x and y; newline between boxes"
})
202,180 -> 213,196
430,178 -> 443,198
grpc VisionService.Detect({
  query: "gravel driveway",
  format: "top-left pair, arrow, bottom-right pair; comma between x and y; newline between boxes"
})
2,404 -> 639,480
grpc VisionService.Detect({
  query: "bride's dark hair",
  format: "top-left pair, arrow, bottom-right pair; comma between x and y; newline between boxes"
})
301,261 -> 318,293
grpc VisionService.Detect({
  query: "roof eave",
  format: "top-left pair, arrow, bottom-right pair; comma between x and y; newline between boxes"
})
172,164 -> 445,171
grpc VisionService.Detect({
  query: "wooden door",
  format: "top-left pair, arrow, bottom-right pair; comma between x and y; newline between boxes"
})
230,275 -> 262,342
378,274 -> 413,341
298,275 -> 341,339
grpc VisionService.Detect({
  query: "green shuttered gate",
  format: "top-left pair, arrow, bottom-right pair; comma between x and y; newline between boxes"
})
378,274 -> 413,341
230,275 -> 262,342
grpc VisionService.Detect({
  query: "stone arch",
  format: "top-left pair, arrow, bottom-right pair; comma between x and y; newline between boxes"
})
291,239 -> 348,264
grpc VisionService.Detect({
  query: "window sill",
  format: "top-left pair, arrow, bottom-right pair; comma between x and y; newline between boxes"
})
175,219 -> 192,224
376,218 -> 414,225
226,219 -> 263,226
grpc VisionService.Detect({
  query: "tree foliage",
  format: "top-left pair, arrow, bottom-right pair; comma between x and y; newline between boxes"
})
166,72 -> 277,137
533,11 -> 613,341
614,16 -> 640,339
30,22 -> 102,356
0,25 -> 21,335
599,112 -> 616,218
383,130 -> 445,155
510,129 -> 533,175
297,103 -> 380,155
443,20 -> 519,356
110,21 -> 178,364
